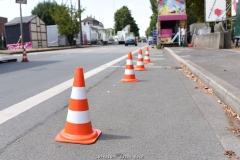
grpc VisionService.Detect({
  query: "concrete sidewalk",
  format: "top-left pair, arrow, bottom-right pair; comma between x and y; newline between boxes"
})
165,47 -> 240,121
0,47 -> 237,159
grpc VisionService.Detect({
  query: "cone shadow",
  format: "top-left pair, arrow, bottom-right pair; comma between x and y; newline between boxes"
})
98,134 -> 131,140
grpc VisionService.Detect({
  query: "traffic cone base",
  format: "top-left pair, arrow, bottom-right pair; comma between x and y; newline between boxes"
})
144,59 -> 151,64
121,78 -> 138,82
55,128 -> 101,144
135,67 -> 146,71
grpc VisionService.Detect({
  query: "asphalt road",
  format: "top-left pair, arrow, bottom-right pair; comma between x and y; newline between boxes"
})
0,44 -> 238,159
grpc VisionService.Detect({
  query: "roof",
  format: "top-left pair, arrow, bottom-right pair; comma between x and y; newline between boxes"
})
5,15 -> 37,26
82,16 -> 104,27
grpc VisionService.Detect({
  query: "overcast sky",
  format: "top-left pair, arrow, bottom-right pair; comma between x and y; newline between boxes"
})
0,0 -> 152,36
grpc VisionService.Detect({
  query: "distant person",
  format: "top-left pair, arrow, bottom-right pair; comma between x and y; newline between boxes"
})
181,26 -> 186,43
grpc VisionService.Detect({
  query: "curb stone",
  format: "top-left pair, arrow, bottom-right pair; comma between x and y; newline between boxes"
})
165,47 -> 240,116
0,45 -> 103,55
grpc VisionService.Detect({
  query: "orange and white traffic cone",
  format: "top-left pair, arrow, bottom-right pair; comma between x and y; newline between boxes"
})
143,47 -> 151,64
135,49 -> 146,71
121,52 -> 138,82
21,48 -> 29,62
55,67 -> 101,144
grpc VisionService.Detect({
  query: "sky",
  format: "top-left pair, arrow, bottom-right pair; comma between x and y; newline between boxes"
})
0,0 -> 153,37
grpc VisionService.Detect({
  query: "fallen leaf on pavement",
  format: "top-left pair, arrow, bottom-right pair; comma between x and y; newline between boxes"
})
194,86 -> 199,89
223,150 -> 236,158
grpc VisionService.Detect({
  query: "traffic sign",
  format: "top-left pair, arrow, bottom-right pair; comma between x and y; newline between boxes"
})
16,0 -> 27,4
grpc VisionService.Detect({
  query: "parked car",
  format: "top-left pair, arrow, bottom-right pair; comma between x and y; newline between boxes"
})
148,37 -> 153,45
125,36 -> 137,46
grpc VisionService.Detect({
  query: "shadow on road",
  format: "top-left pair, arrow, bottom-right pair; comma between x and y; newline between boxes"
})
98,134 -> 131,140
0,61 -> 60,75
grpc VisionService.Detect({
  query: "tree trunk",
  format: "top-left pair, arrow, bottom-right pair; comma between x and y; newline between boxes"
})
67,34 -> 74,46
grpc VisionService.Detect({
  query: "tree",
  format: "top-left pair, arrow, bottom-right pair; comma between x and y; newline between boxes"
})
50,2 -> 84,45
31,0 -> 58,25
114,6 -> 140,37
186,8 -> 198,29
146,0 -> 157,37
186,0 -> 204,22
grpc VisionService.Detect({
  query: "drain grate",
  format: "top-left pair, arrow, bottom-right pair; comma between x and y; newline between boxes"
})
172,66 -> 182,70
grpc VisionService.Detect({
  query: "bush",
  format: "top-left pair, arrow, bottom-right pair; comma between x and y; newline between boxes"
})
156,45 -> 161,49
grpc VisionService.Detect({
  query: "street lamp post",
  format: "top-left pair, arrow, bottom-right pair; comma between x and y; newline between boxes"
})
20,3 -> 24,49
16,1 -> 27,49
113,0 -> 115,36
78,0 -> 82,45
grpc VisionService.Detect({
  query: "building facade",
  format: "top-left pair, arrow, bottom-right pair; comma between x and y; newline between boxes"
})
5,15 -> 47,49
0,17 -> 7,35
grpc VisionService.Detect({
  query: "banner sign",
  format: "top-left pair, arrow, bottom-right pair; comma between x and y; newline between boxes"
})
205,0 -> 226,22
157,0 -> 186,15
16,0 -> 27,4
232,0 -> 239,16
7,42 -> 32,50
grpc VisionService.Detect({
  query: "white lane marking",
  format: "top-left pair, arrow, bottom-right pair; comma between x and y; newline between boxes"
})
153,55 -> 164,57
67,110 -> 91,124
179,55 -> 191,58
151,58 -> 166,60
0,46 -> 147,125
83,50 -> 94,52
11,55 -> 22,57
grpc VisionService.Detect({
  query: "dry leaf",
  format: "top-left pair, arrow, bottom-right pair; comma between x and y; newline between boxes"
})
223,150 -> 236,158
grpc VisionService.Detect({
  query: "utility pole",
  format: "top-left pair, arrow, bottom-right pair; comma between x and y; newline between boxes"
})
113,0 -> 115,36
20,3 -> 24,49
78,0 -> 82,45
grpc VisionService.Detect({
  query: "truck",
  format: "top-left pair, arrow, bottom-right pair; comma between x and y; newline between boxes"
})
157,0 -> 188,47
117,31 -> 127,44
76,25 -> 99,45
46,25 -> 68,47
117,25 -> 130,44
98,28 -> 111,44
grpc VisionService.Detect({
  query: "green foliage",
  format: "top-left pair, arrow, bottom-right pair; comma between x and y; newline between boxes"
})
31,0 -> 58,25
186,0 -> 204,22
149,0 -> 158,14
186,8 -> 198,29
114,6 -> 140,37
50,2 -> 84,45
145,26 -> 151,38
146,0 -> 157,37
156,45 -> 161,49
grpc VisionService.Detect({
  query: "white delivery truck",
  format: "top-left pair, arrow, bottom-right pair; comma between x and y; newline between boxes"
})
46,25 -> 68,46
117,25 -> 130,44
76,25 -> 99,45
98,29 -> 110,44
117,31 -> 127,44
